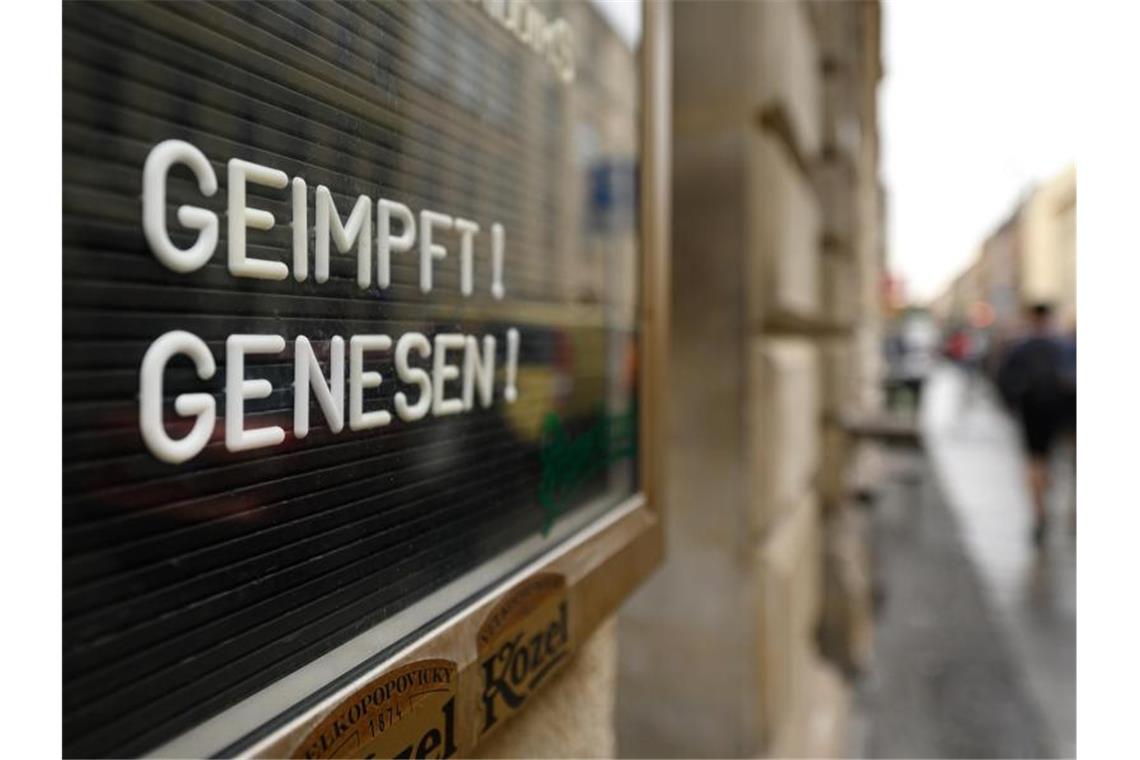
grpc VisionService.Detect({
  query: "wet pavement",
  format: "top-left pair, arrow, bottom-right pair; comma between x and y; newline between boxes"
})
853,364 -> 1076,758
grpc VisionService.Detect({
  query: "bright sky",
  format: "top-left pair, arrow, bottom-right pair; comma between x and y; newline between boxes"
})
881,0 -> 1077,303
591,0 -> 642,50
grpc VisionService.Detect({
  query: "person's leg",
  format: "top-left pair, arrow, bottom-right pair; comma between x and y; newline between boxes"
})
1022,404 -> 1056,546
1027,455 -> 1050,545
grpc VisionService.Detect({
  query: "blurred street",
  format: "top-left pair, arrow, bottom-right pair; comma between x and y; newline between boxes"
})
854,364 -> 1076,758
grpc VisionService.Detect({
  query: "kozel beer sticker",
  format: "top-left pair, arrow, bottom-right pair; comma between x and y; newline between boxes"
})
291,660 -> 459,760
288,574 -> 573,760
476,574 -> 572,737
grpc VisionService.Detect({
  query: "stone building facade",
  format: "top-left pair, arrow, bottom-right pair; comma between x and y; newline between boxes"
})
1021,166 -> 1077,328
472,2 -> 885,756
614,1 -> 885,757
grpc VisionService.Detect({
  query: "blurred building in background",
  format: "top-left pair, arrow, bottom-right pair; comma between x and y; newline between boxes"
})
1022,166 -> 1077,328
929,165 -> 1076,337
615,1 -> 885,756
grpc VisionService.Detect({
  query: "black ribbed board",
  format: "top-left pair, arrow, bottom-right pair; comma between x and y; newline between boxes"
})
62,1 -> 640,756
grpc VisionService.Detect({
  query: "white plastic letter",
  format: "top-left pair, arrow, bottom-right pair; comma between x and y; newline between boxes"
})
316,186 -> 372,287
453,218 -> 480,296
432,334 -> 466,416
142,140 -> 219,274
225,334 -> 287,451
394,332 -> 433,422
377,199 -> 416,289
292,177 -> 309,282
419,210 -> 454,293
294,336 -> 345,438
491,222 -> 506,300
349,335 -> 393,430
463,335 -> 496,410
228,159 -> 289,280
139,330 -> 217,464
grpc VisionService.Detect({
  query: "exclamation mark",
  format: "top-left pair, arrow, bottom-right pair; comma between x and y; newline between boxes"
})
504,328 -> 519,403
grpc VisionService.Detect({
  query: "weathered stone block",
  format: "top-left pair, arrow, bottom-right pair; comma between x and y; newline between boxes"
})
769,652 -> 851,759
820,336 -> 859,418
813,0 -> 864,161
670,129 -> 751,548
674,1 -> 822,160
673,1 -> 754,133
809,0 -> 860,72
822,67 -> 862,161
748,134 -> 822,325
616,129 -> 766,758
820,506 -> 876,676
747,339 -> 821,535
818,422 -> 851,511
618,544 -> 761,757
754,1 -> 824,162
757,494 -> 823,745
815,156 -> 856,249
855,323 -> 886,412
823,253 -> 858,328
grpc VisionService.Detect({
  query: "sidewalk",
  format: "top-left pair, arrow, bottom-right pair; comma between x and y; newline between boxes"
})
853,363 -> 1075,758
923,364 -> 1076,758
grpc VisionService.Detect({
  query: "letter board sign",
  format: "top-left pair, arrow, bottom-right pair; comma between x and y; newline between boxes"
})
62,1 -> 642,756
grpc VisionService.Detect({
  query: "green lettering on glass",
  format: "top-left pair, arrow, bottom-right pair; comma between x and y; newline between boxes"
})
537,405 -> 637,535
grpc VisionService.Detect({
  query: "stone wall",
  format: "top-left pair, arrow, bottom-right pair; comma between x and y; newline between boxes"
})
616,2 -> 883,756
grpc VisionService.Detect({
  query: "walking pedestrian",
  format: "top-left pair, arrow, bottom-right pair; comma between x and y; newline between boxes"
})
996,303 -> 1072,546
